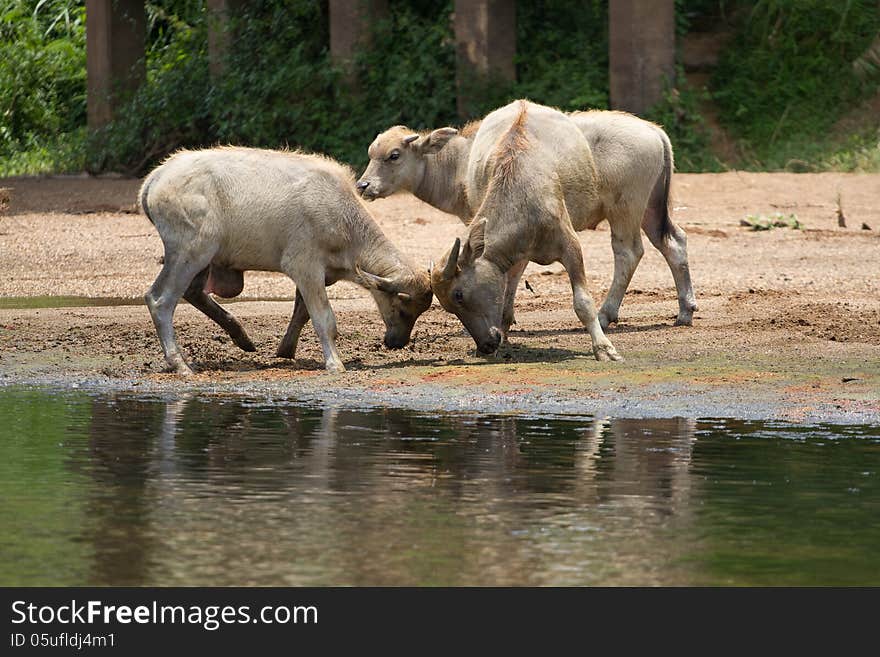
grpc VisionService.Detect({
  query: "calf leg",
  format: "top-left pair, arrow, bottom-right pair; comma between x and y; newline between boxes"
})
501,260 -> 528,341
560,232 -> 623,362
183,268 -> 256,352
284,268 -> 345,373
276,289 -> 310,358
599,209 -> 645,329
145,248 -> 215,375
643,210 -> 698,326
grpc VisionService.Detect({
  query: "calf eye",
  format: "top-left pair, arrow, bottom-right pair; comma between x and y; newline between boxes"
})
453,289 -> 464,304
388,151 -> 400,161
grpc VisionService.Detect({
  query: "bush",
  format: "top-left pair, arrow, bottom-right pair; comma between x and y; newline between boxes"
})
2,0 -> 878,176
0,0 -> 86,174
87,0 -> 460,172
645,70 -> 722,172
711,0 -> 880,167
511,0 -> 608,112
214,0 -> 457,166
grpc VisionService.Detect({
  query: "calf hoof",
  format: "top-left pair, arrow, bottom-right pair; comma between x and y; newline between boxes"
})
275,344 -> 295,359
234,335 -> 257,352
593,344 -> 624,362
174,363 -> 195,376
675,303 -> 698,326
325,361 -> 346,374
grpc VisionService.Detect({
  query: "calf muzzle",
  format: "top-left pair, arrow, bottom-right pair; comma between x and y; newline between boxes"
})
384,331 -> 409,350
476,327 -> 502,355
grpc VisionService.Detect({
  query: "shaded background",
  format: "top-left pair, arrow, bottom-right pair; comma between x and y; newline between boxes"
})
1,0 -> 879,176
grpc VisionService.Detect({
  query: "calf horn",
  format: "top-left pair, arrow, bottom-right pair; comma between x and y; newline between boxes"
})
356,266 -> 399,293
441,238 -> 461,281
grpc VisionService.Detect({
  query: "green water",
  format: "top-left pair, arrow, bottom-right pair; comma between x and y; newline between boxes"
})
0,386 -> 877,586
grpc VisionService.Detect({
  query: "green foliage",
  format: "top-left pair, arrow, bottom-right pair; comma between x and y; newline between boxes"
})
90,1 -> 460,172
88,2 -> 211,173
645,68 -> 723,172
211,0 -> 457,166
2,0 -> 879,176
82,0 -> 615,173
712,0 -> 880,166
0,0 -> 86,173
511,1 -> 608,112
0,127 -> 85,176
819,129 -> 880,171
347,2 -> 457,135
211,0 -> 334,150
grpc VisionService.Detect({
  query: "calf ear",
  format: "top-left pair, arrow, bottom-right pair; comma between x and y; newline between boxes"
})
462,217 -> 487,263
416,127 -> 458,155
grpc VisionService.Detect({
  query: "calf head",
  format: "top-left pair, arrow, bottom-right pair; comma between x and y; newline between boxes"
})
357,125 -> 458,200
431,219 -> 506,355
358,267 -> 433,349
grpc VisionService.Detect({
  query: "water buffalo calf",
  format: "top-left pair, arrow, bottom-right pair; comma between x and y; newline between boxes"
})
139,147 -> 432,374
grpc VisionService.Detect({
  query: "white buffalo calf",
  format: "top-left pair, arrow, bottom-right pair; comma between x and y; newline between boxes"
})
139,147 -> 432,375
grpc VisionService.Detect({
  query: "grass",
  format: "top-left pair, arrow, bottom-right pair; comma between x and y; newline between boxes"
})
728,128 -> 880,173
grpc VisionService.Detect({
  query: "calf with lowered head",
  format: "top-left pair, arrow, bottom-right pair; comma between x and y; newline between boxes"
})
139,147 -> 432,374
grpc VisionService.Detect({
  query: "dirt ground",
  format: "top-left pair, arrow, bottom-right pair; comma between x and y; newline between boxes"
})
0,172 -> 878,422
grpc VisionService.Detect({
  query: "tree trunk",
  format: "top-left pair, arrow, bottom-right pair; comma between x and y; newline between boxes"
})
454,0 -> 516,119
609,0 -> 676,115
86,0 -> 146,131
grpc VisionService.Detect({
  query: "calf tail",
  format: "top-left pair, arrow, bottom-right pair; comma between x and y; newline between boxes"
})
652,126 -> 675,241
138,171 -> 159,225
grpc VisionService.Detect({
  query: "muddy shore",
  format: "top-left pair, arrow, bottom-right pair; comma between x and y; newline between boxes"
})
1,173 -> 878,422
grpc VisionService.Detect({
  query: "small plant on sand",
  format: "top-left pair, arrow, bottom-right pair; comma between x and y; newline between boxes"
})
740,212 -> 803,231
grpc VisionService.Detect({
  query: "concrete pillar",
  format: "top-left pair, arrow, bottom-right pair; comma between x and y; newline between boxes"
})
609,0 -> 675,115
329,0 -> 388,64
454,0 -> 516,119
207,0 -> 245,79
86,0 -> 146,131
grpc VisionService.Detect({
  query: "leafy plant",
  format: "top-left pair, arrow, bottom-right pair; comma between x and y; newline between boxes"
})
0,0 -> 86,173
740,212 -> 802,230
645,68 -> 723,172
87,5 -> 211,173
511,0 -> 608,112
711,0 -> 880,167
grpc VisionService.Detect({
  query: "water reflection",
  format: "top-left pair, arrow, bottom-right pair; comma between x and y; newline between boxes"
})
1,389 -> 877,586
